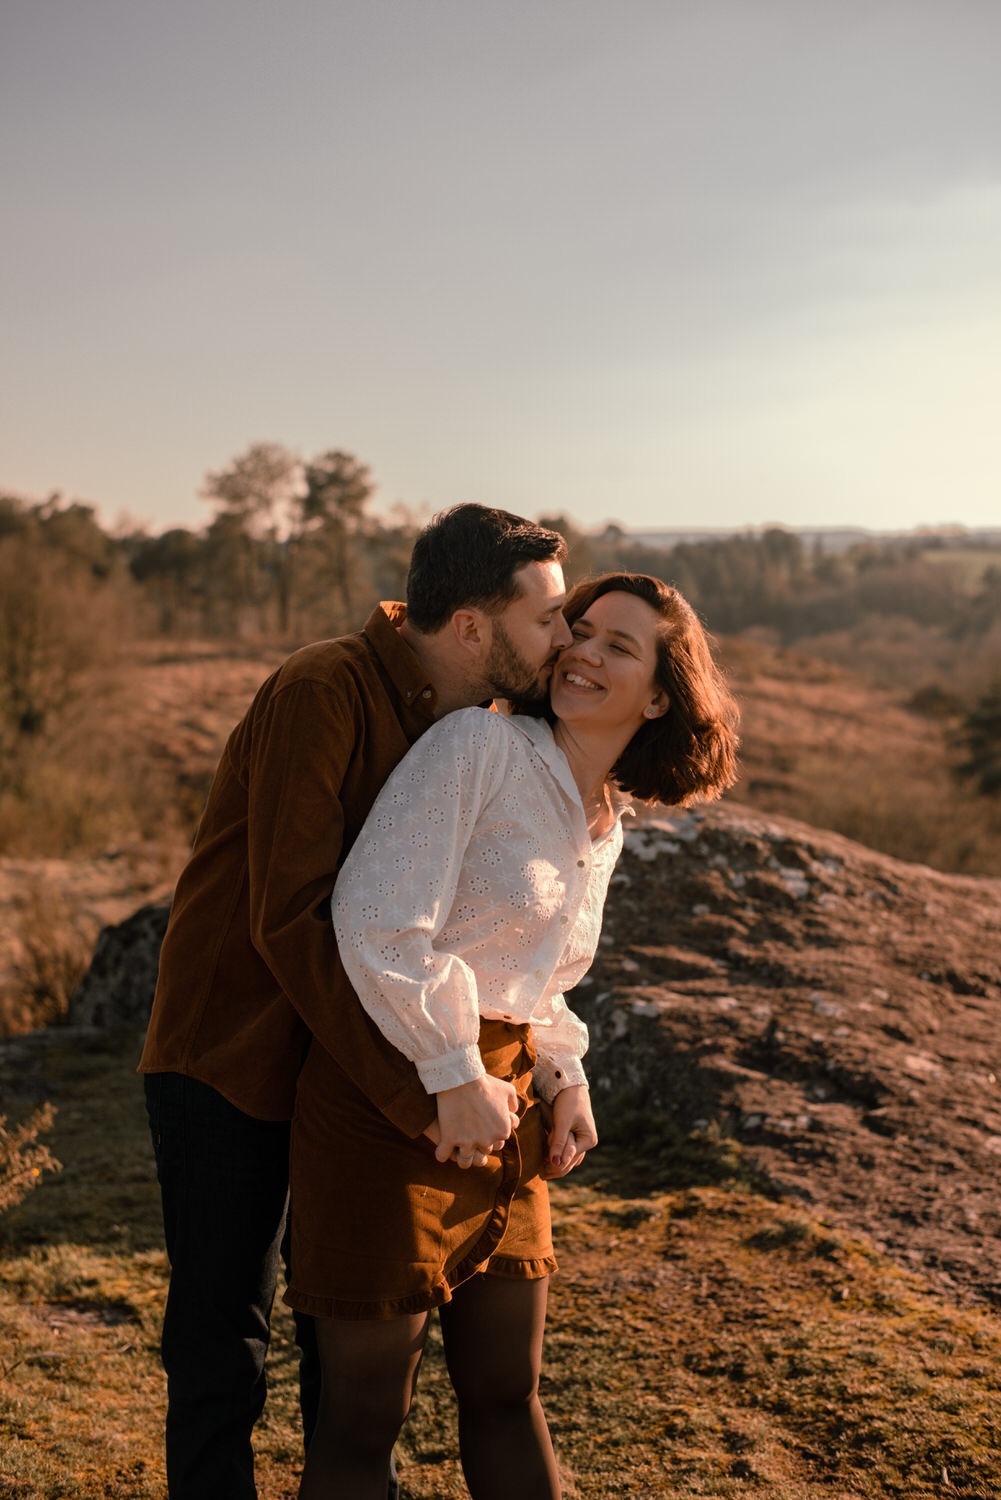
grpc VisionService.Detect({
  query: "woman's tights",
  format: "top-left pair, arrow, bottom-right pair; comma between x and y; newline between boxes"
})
298,1274 -> 562,1500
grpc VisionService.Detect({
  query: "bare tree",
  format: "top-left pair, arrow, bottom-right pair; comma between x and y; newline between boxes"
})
202,443 -> 306,632
299,450 -> 375,626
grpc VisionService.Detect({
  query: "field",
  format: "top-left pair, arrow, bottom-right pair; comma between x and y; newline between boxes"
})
2,626 -> 1000,1496
2,1028 -> 1000,1499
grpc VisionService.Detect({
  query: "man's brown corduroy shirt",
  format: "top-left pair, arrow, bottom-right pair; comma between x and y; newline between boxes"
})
139,603 -> 438,1137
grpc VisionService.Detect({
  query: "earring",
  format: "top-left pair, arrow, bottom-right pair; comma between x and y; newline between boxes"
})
644,706 -> 660,718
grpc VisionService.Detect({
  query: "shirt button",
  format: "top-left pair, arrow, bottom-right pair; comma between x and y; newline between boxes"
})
534,969 -> 544,979
577,859 -> 585,868
559,915 -> 568,924
421,688 -> 432,699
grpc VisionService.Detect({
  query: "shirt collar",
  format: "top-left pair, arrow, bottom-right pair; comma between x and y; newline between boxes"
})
363,602 -> 438,720
505,715 -> 633,834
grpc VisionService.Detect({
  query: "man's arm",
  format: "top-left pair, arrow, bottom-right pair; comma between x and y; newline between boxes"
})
245,674 -> 436,1138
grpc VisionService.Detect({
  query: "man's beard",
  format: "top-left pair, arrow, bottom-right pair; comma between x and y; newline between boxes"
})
484,620 -> 554,707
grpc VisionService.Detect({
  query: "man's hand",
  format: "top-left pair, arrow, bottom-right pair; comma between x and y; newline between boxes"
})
541,1085 -> 598,1179
433,1075 -> 520,1168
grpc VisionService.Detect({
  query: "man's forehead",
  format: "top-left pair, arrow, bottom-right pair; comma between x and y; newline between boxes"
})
510,559 -> 566,605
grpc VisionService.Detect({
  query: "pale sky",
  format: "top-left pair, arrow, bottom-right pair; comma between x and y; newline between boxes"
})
3,0 -> 1000,535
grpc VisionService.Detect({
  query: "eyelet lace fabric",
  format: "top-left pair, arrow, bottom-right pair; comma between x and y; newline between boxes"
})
331,709 -> 626,1101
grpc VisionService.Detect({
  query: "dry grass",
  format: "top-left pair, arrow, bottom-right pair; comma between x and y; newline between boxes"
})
1,883 -> 98,1036
1,1030 -> 999,1499
0,1104 -> 60,1219
721,636 -> 1001,877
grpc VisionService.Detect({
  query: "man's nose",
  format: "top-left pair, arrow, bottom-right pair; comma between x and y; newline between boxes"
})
552,614 -> 573,649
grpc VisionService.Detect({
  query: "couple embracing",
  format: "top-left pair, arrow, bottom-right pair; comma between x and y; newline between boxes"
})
140,503 -> 739,1498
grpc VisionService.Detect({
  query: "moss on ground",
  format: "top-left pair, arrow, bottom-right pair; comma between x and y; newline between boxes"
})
1,1029 -> 999,1498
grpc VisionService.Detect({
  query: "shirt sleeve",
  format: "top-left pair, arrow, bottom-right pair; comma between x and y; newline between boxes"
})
531,995 -> 590,1102
530,820 -> 625,1101
245,676 -> 436,1137
332,711 -> 513,1094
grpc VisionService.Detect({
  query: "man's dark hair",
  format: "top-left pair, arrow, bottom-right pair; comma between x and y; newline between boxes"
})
405,504 -> 567,633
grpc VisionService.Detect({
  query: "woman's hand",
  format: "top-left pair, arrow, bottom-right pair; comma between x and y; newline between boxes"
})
541,1085 -> 598,1179
433,1075 -> 520,1168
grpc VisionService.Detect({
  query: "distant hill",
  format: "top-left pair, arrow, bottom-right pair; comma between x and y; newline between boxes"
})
617,524 -> 1001,554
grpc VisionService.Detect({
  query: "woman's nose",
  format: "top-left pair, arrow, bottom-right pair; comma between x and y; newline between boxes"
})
573,635 -> 602,663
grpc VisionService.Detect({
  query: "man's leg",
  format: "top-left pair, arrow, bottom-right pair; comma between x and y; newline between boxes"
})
145,1072 -> 291,1500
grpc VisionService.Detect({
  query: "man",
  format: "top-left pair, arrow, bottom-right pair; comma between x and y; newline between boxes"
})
140,504 -> 571,1499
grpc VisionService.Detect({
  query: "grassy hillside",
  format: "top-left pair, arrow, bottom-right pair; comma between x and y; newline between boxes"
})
2,632 -> 999,1044
1,1028 -> 999,1498
721,635 -> 1001,877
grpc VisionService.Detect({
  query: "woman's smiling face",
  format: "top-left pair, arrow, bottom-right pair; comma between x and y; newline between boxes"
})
549,590 -> 668,734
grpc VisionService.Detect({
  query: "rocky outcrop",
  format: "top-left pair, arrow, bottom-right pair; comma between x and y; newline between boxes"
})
67,902 -> 170,1029
67,802 -> 1001,1303
576,803 -> 1001,1306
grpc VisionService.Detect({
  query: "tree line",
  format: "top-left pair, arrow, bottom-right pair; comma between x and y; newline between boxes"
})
2,442 -> 1000,802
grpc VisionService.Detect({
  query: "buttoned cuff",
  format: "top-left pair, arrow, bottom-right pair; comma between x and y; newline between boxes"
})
416,1045 -> 487,1094
532,1052 -> 589,1103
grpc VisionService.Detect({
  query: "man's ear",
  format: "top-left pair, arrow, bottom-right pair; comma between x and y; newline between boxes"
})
449,608 -> 489,660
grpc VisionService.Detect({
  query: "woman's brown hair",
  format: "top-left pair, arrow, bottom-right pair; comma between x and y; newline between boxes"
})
546,572 -> 740,805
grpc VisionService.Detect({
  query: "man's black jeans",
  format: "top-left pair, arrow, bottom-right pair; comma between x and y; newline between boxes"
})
145,1072 -> 399,1499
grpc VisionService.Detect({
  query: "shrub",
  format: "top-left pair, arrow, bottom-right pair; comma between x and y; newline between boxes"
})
953,682 -> 1001,796
0,1102 -> 61,1217
1,882 -> 98,1036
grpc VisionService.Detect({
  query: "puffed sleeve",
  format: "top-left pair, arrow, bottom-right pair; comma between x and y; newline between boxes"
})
530,815 -> 625,1100
332,710 -> 514,1094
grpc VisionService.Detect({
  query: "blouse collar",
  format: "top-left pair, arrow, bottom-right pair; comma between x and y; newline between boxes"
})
505,714 -> 633,842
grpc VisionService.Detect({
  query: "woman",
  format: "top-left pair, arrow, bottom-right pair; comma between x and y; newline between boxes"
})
287,573 -> 739,1499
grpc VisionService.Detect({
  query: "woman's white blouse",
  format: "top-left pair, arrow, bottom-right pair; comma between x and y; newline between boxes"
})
331,708 -> 628,1101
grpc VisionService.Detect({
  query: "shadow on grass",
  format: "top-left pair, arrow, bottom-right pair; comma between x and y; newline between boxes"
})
578,1085 -> 757,1199
0,1027 -> 164,1255
0,1035 -> 757,1258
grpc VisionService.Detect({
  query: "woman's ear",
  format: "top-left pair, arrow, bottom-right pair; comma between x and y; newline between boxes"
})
643,695 -> 669,720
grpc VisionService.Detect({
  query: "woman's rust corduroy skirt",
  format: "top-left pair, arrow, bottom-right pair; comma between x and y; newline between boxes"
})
284,1018 -> 557,1321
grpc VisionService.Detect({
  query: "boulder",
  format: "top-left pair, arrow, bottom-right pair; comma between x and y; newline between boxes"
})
574,802 -> 1001,1305
67,902 -> 170,1029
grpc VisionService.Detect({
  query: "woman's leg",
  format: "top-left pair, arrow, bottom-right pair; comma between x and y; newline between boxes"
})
299,1311 -> 429,1500
438,1274 -> 562,1500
